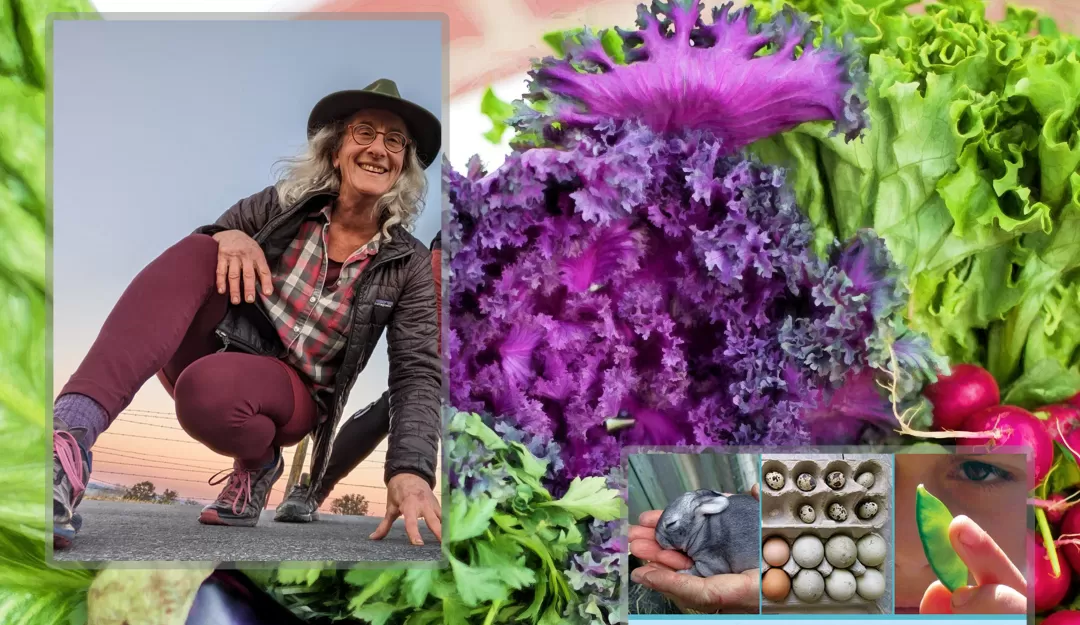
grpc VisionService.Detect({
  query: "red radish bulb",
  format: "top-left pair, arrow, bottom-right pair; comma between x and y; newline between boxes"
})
1034,532 -> 1072,612
923,364 -> 1000,431
962,405 -> 1053,488
1047,493 -> 1069,526
1045,611 -> 1080,625
1071,392 -> 1080,409
1042,404 -> 1080,443
1062,506 -> 1080,576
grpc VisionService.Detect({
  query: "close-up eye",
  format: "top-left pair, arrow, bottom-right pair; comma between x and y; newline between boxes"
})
956,460 -> 1014,484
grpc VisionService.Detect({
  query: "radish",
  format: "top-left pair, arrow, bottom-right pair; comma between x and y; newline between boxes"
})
1071,392 -> 1080,410
962,405 -> 1053,488
1045,611 -> 1080,624
922,364 -> 1000,431
1047,493 -> 1069,526
1035,531 -> 1072,612
1042,404 -> 1080,443
1061,506 -> 1080,575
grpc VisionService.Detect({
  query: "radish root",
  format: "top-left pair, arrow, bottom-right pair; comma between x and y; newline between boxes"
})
1058,420 -> 1080,459
1030,491 -> 1080,514
880,344 -> 1004,441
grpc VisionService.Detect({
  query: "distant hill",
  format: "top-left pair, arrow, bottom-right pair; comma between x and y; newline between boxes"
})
86,481 -> 126,496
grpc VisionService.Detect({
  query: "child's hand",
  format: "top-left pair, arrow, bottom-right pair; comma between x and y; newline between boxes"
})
920,515 -> 1027,614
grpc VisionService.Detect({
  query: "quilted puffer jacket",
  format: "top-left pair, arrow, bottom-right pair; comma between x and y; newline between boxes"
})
194,185 -> 441,490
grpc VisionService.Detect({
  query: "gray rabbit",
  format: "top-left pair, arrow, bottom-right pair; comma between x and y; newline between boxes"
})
653,489 -> 760,577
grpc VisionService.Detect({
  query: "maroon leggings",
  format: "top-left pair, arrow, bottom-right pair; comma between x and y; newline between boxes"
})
61,234 -> 317,469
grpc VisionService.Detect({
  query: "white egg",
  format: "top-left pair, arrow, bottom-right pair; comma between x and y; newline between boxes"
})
857,534 -> 887,567
857,568 -> 886,600
825,535 -> 858,569
792,535 -> 825,569
792,569 -> 825,603
825,569 -> 858,602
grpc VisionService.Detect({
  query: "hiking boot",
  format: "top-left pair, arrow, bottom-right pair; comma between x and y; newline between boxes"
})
199,450 -> 284,527
53,419 -> 92,549
274,473 -> 330,523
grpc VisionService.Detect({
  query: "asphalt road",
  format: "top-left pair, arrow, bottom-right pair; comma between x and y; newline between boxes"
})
53,500 -> 441,562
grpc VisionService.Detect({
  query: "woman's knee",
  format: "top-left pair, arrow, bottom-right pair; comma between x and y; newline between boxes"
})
169,234 -> 220,277
173,356 -> 241,435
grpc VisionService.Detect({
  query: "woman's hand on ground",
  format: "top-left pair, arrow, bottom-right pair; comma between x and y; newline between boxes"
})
212,229 -> 273,304
370,473 -> 442,545
628,484 -> 761,614
920,515 -> 1028,614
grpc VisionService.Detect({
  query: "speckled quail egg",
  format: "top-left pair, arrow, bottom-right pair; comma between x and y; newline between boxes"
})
856,472 -> 875,489
796,473 -> 816,491
765,471 -> 785,490
856,500 -> 879,520
826,471 -> 846,490
827,502 -> 848,522
798,504 -> 816,524
792,569 -> 825,603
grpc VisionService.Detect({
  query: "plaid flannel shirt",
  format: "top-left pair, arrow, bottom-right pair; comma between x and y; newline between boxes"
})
259,203 -> 380,392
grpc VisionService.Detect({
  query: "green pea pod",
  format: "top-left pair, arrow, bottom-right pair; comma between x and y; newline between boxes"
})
916,484 -> 969,592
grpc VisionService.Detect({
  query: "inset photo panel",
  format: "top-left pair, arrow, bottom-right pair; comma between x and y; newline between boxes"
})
627,451 -> 762,616
760,453 -> 893,615
50,14 -> 446,563
894,448 -> 1029,615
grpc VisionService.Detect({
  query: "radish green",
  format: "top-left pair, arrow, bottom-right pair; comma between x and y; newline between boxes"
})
916,484 -> 968,592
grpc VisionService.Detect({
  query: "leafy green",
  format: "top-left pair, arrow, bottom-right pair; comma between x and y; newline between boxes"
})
479,88 -> 514,145
259,412 -> 624,624
744,0 -> 1080,389
0,3 -> 99,625
1001,358 -> 1080,409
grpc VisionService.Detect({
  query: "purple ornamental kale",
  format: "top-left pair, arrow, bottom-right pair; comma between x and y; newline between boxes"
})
445,0 -> 937,479
514,0 -> 868,149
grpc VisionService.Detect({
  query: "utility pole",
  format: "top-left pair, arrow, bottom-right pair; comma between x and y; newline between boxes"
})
285,435 -> 310,494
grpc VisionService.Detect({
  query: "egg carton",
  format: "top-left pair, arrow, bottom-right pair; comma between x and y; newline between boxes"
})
759,531 -> 888,612
759,454 -> 892,614
761,457 -> 889,529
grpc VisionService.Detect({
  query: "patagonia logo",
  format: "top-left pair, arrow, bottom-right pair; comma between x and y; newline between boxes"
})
374,299 -> 393,308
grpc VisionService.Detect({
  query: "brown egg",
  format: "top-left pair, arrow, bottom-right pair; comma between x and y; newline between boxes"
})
762,536 -> 790,567
762,567 -> 791,602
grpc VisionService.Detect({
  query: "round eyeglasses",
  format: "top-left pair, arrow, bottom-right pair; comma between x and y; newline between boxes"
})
348,123 -> 409,153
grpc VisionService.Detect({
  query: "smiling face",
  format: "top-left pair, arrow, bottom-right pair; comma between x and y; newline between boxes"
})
894,453 -> 1028,613
333,108 -> 410,201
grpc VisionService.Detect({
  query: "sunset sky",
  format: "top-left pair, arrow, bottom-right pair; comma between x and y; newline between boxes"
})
52,18 -> 443,518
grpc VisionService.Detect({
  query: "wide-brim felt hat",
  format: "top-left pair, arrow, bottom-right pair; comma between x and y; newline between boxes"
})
307,78 -> 441,169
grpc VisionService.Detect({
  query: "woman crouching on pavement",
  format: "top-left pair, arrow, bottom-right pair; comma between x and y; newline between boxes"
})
274,233 -> 441,545
51,78 -> 442,545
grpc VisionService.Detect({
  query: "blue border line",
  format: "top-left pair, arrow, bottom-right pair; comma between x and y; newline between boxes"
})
758,453 -> 763,615
891,455 -> 896,615
628,616 -> 1024,621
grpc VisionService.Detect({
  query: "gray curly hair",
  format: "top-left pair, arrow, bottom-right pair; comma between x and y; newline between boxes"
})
273,121 -> 426,240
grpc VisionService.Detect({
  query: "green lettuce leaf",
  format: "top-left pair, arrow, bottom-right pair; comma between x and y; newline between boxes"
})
746,0 -> 1080,389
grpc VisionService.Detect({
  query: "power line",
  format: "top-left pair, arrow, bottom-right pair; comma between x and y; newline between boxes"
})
121,412 -> 177,421
95,449 -> 228,472
98,432 -> 203,444
123,408 -> 178,417
96,459 -> 225,476
112,419 -> 186,431
94,444 -> 233,465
